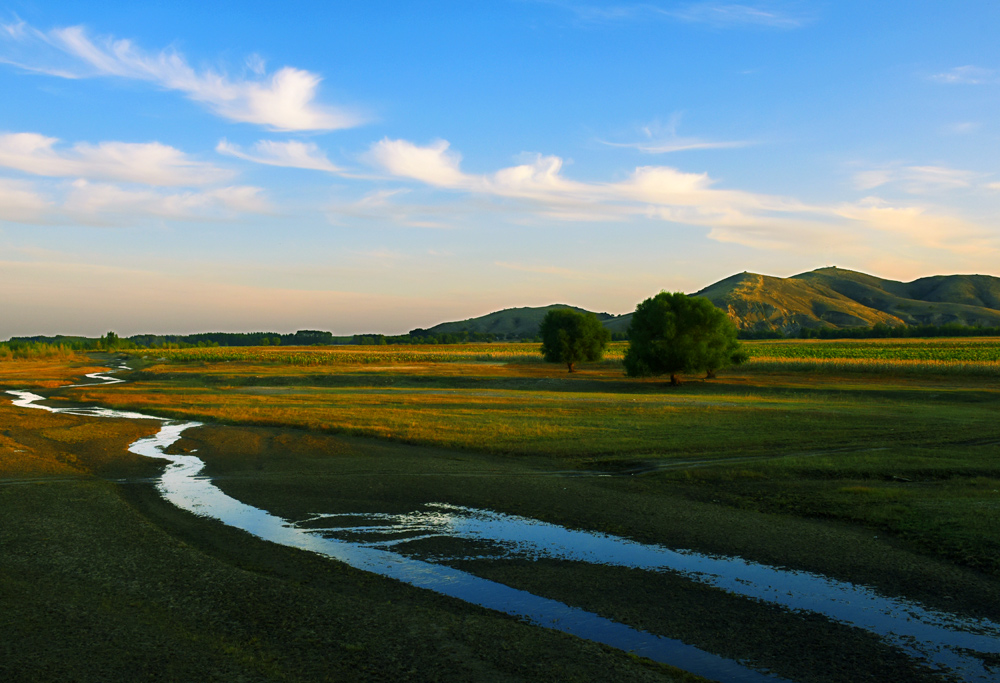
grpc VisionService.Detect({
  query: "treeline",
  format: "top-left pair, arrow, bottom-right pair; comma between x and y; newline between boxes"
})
0,340 -> 79,360
739,323 -> 1000,340
7,322 -> 1000,356
352,329 -> 630,345
356,329 -> 549,345
128,330 -> 341,347
8,330 -> 344,350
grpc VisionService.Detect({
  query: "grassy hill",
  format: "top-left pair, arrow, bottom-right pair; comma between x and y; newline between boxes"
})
791,268 -> 1000,328
419,268 -> 1000,338
424,305 -> 617,339
693,270 -> 906,333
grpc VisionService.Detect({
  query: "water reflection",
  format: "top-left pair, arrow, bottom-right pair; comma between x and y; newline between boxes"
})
305,504 -> 1000,679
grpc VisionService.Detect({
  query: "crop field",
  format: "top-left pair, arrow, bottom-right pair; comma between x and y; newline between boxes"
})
141,336 -> 1000,374
144,342 -> 564,365
745,337 -> 1000,375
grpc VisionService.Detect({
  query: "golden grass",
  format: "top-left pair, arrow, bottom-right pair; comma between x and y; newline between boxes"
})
134,338 -> 1000,377
8,352 -> 1000,576
66,355 -> 1000,465
0,357 -> 110,389
743,357 -> 1000,376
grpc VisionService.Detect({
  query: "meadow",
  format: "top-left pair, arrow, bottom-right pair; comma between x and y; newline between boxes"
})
69,338 -> 1000,576
144,337 -> 1000,375
3,341 -> 1000,682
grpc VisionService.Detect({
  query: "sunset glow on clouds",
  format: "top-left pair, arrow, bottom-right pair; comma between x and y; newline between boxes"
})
1,2 -> 999,335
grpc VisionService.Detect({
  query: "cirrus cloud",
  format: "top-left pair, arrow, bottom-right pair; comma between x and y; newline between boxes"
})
366,137 -> 999,262
0,21 -> 364,131
0,132 -> 232,186
0,177 -> 49,223
217,139 -> 342,172
63,180 -> 271,222
928,65 -> 999,85
367,137 -> 804,223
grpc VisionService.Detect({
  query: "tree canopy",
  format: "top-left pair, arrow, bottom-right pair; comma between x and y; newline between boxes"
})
623,292 -> 747,384
539,308 -> 611,372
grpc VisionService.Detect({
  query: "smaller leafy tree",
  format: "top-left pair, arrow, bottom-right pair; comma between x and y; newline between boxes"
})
98,331 -> 120,351
624,292 -> 746,385
539,308 -> 611,372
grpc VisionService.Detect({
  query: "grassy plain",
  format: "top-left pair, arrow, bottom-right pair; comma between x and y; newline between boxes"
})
74,340 -> 1000,577
4,342 -> 1000,682
0,355 -> 695,682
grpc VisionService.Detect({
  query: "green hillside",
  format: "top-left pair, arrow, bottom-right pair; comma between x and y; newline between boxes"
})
791,267 -> 1000,328
693,270 -> 905,333
417,268 -> 1000,338
424,305 -> 617,339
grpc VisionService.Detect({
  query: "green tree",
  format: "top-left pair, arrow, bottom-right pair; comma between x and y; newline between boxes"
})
623,292 -> 747,385
539,308 -> 611,372
99,331 -> 120,351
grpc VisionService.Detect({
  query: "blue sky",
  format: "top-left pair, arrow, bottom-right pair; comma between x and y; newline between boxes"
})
2,1 -> 999,336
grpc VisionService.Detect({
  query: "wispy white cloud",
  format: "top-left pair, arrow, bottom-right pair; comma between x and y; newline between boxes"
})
63,180 -> 270,222
943,121 -> 981,135
216,139 -> 341,172
928,65 -> 999,85
540,1 -> 812,29
0,132 -> 231,185
668,2 -> 810,28
368,137 -> 801,225
367,137 -> 999,260
0,20 -> 363,131
329,188 -> 458,229
365,138 -> 468,187
835,197 -> 994,254
601,117 -> 751,154
0,175 -> 270,226
0,178 -> 49,222
852,164 -> 981,194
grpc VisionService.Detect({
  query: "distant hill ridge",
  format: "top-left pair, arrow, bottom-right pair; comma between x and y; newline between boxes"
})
423,304 -> 616,339
425,267 -> 1000,337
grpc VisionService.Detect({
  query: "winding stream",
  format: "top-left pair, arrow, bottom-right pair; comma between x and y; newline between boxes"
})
7,370 -> 1000,682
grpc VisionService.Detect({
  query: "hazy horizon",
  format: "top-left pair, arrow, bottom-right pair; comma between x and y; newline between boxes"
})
3,2 -> 999,337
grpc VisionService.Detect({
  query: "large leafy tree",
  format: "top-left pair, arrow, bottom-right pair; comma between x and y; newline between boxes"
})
539,308 -> 611,372
624,292 -> 747,385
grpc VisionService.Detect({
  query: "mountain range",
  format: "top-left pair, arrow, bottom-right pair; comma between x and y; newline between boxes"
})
424,267 -> 1000,337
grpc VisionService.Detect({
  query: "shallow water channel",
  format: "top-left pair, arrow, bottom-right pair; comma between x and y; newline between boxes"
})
8,371 -> 1000,682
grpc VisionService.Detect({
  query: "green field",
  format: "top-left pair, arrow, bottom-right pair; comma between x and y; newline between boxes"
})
3,341 -> 1000,682
79,339 -> 1000,576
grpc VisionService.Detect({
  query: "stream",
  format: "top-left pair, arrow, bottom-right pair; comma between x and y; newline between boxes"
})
7,370 -> 1000,682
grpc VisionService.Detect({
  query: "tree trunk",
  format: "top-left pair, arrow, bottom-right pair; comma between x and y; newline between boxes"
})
567,361 -> 575,373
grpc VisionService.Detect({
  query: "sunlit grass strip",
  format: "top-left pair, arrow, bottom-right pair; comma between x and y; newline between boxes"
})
744,338 -> 1000,362
134,338 -> 1000,372
138,343 -> 629,365
745,356 -> 1000,376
